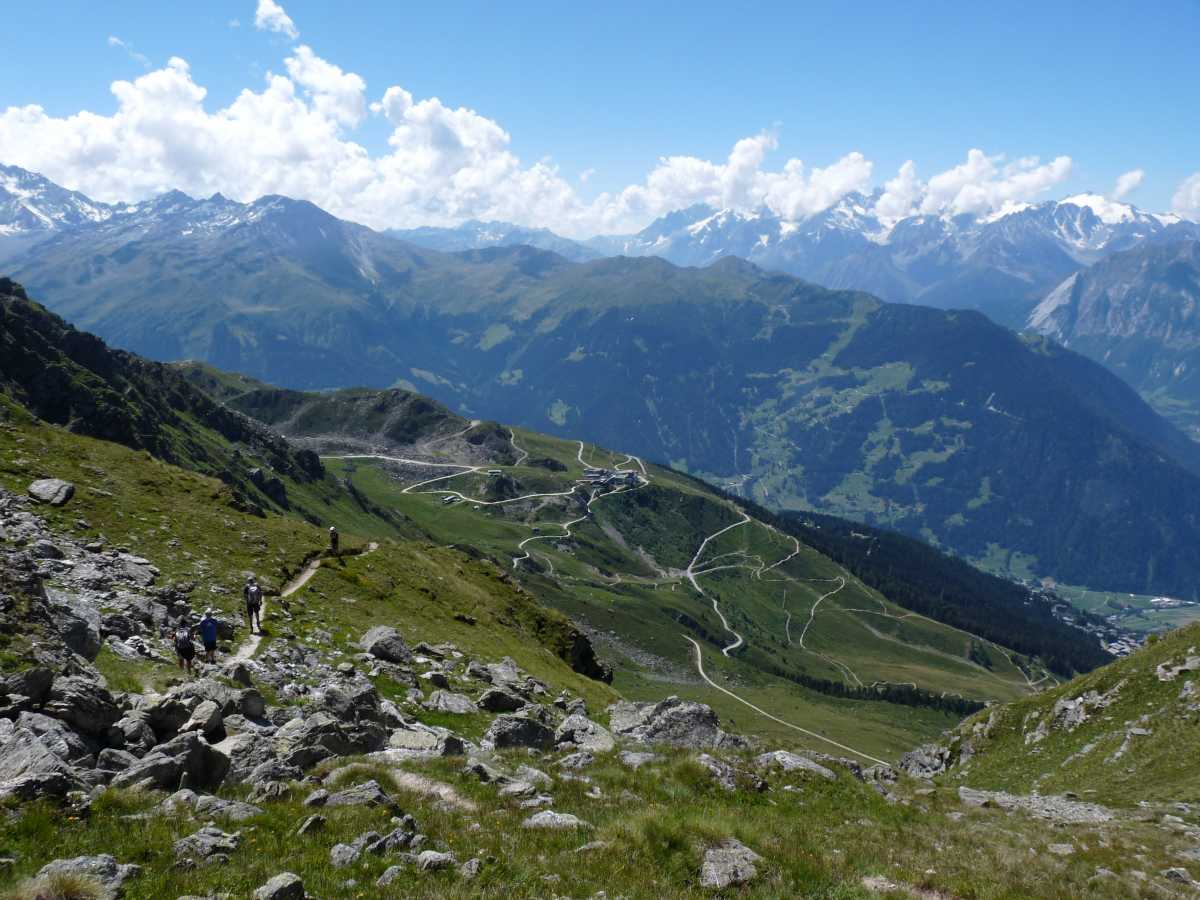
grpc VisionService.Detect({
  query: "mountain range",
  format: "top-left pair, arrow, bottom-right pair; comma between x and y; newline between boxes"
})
1028,239 -> 1200,439
6,165 -> 1200,597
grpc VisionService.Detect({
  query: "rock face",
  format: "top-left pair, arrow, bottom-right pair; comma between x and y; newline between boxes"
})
45,677 -> 120,737
360,626 -> 412,664
35,854 -> 141,899
898,743 -> 954,779
27,478 -> 75,506
609,697 -> 745,749
956,787 -> 1114,824
700,839 -> 762,890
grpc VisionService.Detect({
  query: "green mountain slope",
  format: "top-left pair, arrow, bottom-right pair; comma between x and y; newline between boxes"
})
910,618 -> 1200,808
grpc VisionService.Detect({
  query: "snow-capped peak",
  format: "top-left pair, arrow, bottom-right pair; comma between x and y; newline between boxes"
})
1057,193 -> 1137,225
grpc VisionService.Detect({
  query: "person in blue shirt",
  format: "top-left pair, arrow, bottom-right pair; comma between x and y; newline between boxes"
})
198,608 -> 220,664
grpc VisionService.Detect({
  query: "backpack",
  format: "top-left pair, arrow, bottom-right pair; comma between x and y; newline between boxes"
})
174,628 -> 193,653
247,584 -> 262,610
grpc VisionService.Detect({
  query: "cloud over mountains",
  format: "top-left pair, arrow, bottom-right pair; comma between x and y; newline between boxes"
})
1,2 -> 1194,236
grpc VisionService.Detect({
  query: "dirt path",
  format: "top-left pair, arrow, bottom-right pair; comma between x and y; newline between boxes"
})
683,635 -> 891,767
230,542 -> 379,663
685,511 -> 752,656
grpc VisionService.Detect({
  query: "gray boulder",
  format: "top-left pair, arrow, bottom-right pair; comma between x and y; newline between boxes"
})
16,712 -> 96,766
700,839 -> 761,890
0,771 -> 74,803
27,478 -> 75,506
253,872 -> 306,900
174,824 -> 241,865
35,854 -> 140,899
360,626 -> 412,664
555,714 -> 615,752
477,687 -> 525,712
0,719 -> 79,783
45,676 -> 120,737
423,689 -> 477,715
484,713 -> 554,751
417,850 -> 456,871
326,779 -> 399,811
897,743 -> 953,779
608,697 -> 745,750
522,810 -> 589,829
272,712 -> 379,769
753,750 -> 836,781
697,753 -> 766,792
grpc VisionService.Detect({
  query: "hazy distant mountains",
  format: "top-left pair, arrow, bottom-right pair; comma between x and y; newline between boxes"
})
388,220 -> 602,262
1028,239 -> 1200,439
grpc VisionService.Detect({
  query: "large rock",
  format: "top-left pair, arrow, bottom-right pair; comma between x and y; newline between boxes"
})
700,839 -> 762,890
318,681 -> 381,723
0,719 -> 79,783
272,713 -> 373,769
35,854 -> 140,899
27,478 -> 75,506
522,810 -> 589,829
555,714 -> 615,752
174,824 -> 241,865
897,743 -> 953,779
423,689 -> 477,715
608,697 -> 745,749
253,872 -> 306,900
111,732 -> 229,791
325,779 -> 399,811
360,626 -> 412,664
484,714 -> 554,751
0,771 -> 74,803
45,676 -> 120,737
16,712 -> 96,766
477,687 -> 525,712
753,750 -> 836,781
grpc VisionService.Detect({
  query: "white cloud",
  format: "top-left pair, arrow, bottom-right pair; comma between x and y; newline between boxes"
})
578,167 -> 595,184
918,150 -> 1073,217
1173,173 -> 1200,222
107,35 -> 150,69
0,16 -> 1088,239
254,0 -> 298,39
285,46 -> 366,127
1111,168 -> 1144,200
875,160 -> 922,224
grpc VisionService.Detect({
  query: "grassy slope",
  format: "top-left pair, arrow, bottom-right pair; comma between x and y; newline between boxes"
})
326,427 -> 1057,761
938,620 -> 1200,807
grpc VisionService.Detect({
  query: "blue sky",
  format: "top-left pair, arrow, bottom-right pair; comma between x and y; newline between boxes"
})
0,0 -> 1196,233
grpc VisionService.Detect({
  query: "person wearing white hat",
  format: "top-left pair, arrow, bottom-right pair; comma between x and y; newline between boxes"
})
329,525 -> 339,556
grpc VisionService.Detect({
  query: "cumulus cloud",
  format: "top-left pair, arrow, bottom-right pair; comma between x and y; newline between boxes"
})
255,0 -> 298,39
285,46 -> 366,127
0,11 -> 1087,238
1111,168 -> 1145,200
918,150 -> 1072,217
1173,173 -> 1200,221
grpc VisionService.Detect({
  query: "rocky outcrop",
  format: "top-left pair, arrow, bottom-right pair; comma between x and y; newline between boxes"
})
35,854 -> 141,899
608,696 -> 746,749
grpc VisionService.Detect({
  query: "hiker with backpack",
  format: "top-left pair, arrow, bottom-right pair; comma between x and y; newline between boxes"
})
329,525 -> 339,556
173,621 -> 197,675
244,576 -> 264,634
198,608 -> 219,663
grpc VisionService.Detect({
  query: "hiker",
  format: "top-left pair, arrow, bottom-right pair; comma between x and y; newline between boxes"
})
243,575 -> 264,634
329,525 -> 339,556
173,621 -> 196,675
198,608 -> 219,663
